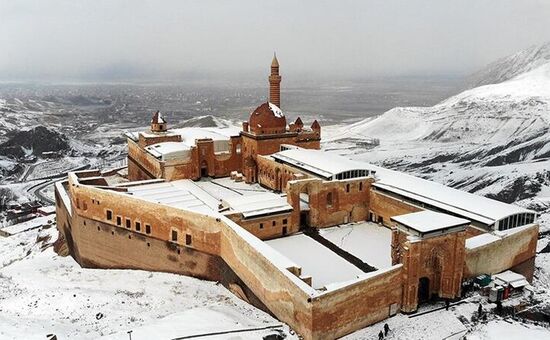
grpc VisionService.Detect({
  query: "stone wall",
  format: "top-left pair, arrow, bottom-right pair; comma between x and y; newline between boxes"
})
224,211 -> 299,240
370,189 -> 420,226
62,174 -> 316,338
464,224 -> 539,281
397,230 -> 466,312
128,136 -> 243,182
310,266 -> 403,339
287,177 -> 373,228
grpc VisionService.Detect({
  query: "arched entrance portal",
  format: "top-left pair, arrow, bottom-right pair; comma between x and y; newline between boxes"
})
418,277 -> 430,303
201,160 -> 208,177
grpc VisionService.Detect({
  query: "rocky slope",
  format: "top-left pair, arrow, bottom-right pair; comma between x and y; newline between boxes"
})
0,126 -> 71,158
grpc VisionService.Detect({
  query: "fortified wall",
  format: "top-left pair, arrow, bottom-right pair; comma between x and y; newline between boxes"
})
55,171 -> 405,340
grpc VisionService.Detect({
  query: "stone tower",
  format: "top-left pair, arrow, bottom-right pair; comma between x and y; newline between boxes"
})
150,111 -> 167,133
269,53 -> 281,108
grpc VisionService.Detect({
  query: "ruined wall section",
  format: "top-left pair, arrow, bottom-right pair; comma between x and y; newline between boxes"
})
287,177 -> 374,228
128,136 -> 243,182
464,224 -> 538,281
256,155 -> 311,192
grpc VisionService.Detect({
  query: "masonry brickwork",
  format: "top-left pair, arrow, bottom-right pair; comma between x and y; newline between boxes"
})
54,56 -> 539,340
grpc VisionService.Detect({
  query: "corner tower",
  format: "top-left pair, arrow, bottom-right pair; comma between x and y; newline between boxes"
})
269,53 -> 281,107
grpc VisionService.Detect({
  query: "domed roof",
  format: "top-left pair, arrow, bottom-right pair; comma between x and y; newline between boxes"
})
249,102 -> 286,134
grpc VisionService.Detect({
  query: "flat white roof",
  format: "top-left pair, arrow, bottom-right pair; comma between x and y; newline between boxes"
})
493,270 -> 527,287
319,222 -> 392,269
173,127 -> 240,147
145,142 -> 191,160
126,180 -> 220,216
371,164 -> 534,226
265,233 -> 365,289
278,148 -> 534,226
222,192 -> 292,218
272,148 -> 371,179
392,210 -> 470,233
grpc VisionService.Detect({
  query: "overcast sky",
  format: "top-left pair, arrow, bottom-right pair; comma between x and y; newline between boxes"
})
1,0 -> 550,81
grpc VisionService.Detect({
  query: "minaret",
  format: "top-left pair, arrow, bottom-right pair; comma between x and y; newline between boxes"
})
269,53 -> 281,108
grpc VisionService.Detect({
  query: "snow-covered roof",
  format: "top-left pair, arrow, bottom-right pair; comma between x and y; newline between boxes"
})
392,210 -> 469,235
126,180 -> 220,216
222,192 -> 292,218
273,147 -> 534,227
37,205 -> 56,215
145,142 -> 191,160
173,127 -> 240,146
370,164 -> 535,227
272,148 -> 372,179
493,270 -> 528,288
0,215 -> 53,236
268,102 -> 284,118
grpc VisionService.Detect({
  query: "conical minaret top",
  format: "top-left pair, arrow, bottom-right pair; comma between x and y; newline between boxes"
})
269,52 -> 281,108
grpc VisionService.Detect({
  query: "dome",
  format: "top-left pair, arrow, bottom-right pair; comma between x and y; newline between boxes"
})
248,102 -> 287,134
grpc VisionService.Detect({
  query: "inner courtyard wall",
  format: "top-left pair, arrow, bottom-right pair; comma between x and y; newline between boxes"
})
286,177 -> 374,228
369,189 -> 421,226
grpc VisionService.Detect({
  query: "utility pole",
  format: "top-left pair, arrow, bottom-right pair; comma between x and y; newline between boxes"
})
127,330 -> 133,340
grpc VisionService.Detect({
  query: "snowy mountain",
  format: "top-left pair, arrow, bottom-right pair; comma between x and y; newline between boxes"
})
326,43 -> 550,206
469,42 -> 550,87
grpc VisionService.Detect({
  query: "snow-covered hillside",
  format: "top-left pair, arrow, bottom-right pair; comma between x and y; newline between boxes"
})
470,41 -> 550,87
326,44 -> 550,205
0,225 -> 295,340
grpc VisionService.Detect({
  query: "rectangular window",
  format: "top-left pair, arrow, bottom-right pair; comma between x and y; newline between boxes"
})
259,223 -> 264,229
272,221 -> 276,227
125,218 -> 131,229
282,218 -> 288,225
135,221 -> 141,232
106,210 -> 112,220
359,182 -> 363,191
145,224 -> 151,234
327,192 -> 333,207
171,230 -> 178,242
116,216 -> 121,226
346,184 -> 350,193
186,234 -> 192,246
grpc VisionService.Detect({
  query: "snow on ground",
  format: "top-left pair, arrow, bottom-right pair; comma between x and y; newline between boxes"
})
319,222 -> 392,269
0,226 -> 296,340
265,233 -> 365,289
344,299 -> 473,339
100,307 -> 287,340
467,320 -> 550,340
